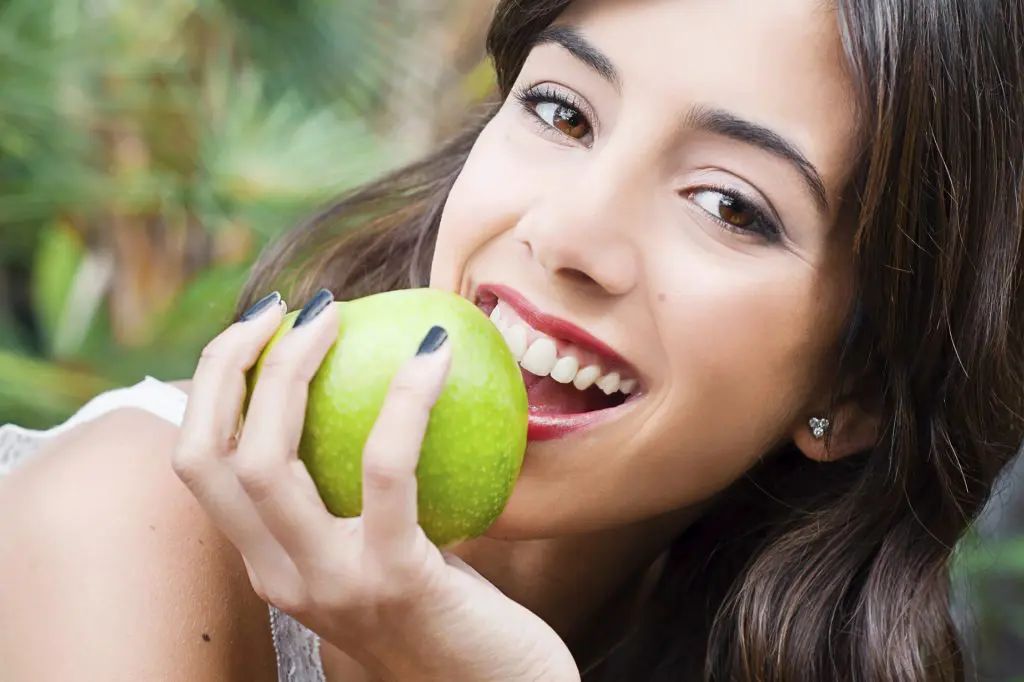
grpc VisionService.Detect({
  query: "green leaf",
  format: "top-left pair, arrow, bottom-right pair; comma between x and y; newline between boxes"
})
30,221 -> 84,356
198,65 -> 399,211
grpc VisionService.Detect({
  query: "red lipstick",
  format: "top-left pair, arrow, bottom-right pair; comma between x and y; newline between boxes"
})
473,283 -> 641,441
524,403 -> 637,441
476,284 -> 631,368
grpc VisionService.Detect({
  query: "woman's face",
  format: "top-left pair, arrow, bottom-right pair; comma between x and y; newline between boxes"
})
431,0 -> 862,538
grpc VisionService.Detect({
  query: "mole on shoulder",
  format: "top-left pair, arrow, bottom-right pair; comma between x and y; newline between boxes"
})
202,633 -> 211,642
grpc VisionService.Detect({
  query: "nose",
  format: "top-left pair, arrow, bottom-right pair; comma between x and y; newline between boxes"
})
513,166 -> 642,297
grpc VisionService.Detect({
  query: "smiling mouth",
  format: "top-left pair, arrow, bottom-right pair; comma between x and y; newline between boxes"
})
474,284 -> 642,440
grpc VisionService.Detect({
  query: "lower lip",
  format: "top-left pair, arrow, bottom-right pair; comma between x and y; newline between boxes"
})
526,401 -> 637,441
472,289 -> 641,441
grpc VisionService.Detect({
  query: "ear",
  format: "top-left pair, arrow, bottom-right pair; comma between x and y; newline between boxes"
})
792,398 -> 880,462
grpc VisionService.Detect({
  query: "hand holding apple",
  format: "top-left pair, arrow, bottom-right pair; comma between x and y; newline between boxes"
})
171,287 -> 578,682
246,287 -> 529,548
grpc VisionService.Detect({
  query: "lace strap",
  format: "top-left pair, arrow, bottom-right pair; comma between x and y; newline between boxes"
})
270,606 -> 326,682
0,376 -> 187,476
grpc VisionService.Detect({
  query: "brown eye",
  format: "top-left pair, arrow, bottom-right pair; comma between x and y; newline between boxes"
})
692,189 -> 755,228
535,101 -> 592,140
717,194 -> 754,228
688,188 -> 782,242
553,107 -> 590,139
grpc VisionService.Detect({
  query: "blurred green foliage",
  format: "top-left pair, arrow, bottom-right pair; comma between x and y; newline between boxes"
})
0,0 -> 493,428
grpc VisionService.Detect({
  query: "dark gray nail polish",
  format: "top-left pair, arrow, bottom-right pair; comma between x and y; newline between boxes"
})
239,291 -> 281,322
293,288 -> 334,328
416,326 -> 449,355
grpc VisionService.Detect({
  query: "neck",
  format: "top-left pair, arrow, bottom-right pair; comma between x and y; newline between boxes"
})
452,506 -> 698,652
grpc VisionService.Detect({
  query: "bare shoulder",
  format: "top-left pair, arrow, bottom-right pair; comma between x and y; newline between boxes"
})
0,408 -> 278,681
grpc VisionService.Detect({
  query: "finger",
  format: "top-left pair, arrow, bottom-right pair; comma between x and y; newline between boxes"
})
175,290 -> 287,474
171,291 -> 300,583
361,326 -> 452,561
173,290 -> 284,516
234,288 -> 340,556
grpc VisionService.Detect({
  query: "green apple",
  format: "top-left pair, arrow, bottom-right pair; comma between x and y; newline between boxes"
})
246,288 -> 528,548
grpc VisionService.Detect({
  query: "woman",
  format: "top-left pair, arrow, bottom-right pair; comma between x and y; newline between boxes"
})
1,0 -> 1022,680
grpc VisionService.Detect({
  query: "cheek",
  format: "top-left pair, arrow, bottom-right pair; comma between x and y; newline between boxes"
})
640,253 -> 843,491
664,262 -> 824,389
431,112 -> 539,289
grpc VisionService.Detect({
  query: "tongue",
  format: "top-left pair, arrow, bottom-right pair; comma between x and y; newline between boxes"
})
521,369 -> 616,415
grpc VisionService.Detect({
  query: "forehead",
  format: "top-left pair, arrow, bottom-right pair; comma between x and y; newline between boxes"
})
554,0 -> 862,202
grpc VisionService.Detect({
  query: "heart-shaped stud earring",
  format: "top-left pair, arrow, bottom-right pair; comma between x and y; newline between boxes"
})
809,417 -> 831,440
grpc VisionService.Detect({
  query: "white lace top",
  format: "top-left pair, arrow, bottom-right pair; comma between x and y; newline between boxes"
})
0,376 -> 327,682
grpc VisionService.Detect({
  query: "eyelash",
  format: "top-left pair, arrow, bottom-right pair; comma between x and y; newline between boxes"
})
684,185 -> 784,243
511,83 -> 784,243
512,82 -> 595,144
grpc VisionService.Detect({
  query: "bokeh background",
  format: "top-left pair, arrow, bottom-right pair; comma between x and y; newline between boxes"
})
0,1 -> 1020,678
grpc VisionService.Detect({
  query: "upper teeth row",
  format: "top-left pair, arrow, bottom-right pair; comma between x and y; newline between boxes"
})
490,307 -> 637,396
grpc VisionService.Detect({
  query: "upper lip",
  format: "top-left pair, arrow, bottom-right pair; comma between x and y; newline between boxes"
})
474,283 -> 634,372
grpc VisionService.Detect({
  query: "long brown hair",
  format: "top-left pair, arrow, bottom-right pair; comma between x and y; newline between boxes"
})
238,1 -> 1024,680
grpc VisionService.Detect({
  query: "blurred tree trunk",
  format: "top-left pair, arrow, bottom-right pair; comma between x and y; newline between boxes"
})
381,0 -> 496,155
382,0 -> 447,156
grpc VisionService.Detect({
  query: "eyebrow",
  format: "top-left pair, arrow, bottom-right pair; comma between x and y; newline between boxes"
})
532,25 -> 831,214
535,25 -> 621,89
684,106 -> 830,213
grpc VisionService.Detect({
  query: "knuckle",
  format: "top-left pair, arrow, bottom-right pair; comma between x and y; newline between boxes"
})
365,568 -> 423,610
259,342 -> 298,376
361,459 -> 409,495
256,347 -> 308,389
387,370 -> 435,407
199,333 -> 233,363
232,459 -> 279,502
195,339 -> 240,388
170,442 -> 208,483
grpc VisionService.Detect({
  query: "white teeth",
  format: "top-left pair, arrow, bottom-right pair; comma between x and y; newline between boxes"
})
550,356 -> 579,384
504,325 -> 528,360
487,299 -> 640,396
573,364 -> 602,391
596,372 -> 621,395
520,337 -> 558,376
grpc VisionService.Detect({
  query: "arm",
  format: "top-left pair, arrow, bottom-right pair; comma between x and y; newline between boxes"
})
0,408 -> 279,682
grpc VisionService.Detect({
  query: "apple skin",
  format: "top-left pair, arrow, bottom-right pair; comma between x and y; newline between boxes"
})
246,288 -> 528,548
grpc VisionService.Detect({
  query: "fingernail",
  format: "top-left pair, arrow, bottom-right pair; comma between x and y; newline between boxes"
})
239,291 -> 281,322
416,326 -> 449,355
293,288 -> 335,328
